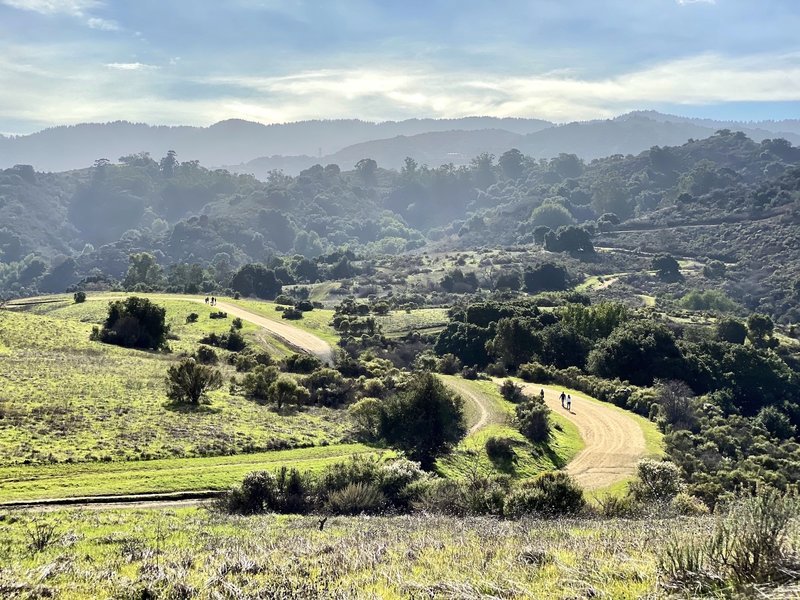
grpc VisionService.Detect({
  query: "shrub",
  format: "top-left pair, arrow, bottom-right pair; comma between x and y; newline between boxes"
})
485,436 -> 517,465
274,294 -> 295,306
516,398 -> 551,443
414,474 -> 508,516
518,361 -> 553,383
500,379 -> 525,403
660,488 -> 799,594
305,368 -> 352,406
234,348 -> 272,372
26,520 -> 58,553
461,366 -> 480,380
269,376 -> 310,409
281,307 -> 303,320
165,358 -> 223,404
379,373 -> 466,470
220,468 -> 314,515
349,397 -> 383,440
285,353 -> 322,374
629,459 -> 683,503
186,312 -> 199,323
199,329 -> 246,352
94,296 -> 169,350
231,317 -> 243,329
670,492 -> 709,516
73,291 -> 86,304
436,353 -> 462,375
325,482 -> 385,515
296,300 -> 314,312
194,345 -> 218,365
209,311 -> 228,319
241,365 -> 280,400
504,472 -> 585,517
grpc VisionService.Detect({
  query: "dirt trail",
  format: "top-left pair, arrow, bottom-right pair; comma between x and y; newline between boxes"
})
203,299 -> 333,365
441,378 -> 493,434
79,295 -> 335,364
518,383 -> 647,490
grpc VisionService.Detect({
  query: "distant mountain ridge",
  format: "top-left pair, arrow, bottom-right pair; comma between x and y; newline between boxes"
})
1,111 -> 799,175
232,113 -> 800,178
0,117 -> 552,172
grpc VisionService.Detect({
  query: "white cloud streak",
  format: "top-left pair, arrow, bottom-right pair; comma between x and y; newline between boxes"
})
1,0 -> 99,15
1,47 -> 799,129
1,0 -> 119,30
105,62 -> 157,71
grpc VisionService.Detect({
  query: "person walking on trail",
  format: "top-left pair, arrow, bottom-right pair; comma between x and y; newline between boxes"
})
205,297 -> 209,304
560,391 -> 566,408
567,394 -> 572,411
540,389 -> 545,402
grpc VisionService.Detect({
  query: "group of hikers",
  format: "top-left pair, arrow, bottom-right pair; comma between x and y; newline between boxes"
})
204,296 -> 217,305
538,389 -> 573,411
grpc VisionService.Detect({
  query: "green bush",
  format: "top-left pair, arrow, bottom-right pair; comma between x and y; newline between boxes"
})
379,373 -> 466,469
94,296 -> 169,350
348,398 -> 383,440
485,436 -> 517,465
516,398 -> 551,443
241,365 -> 280,400
325,482 -> 385,515
500,379 -> 525,403
436,353 -> 462,375
518,361 -> 553,383
670,492 -> 709,516
660,488 -> 799,594
194,345 -> 218,365
73,291 -> 86,304
281,307 -> 303,320
285,353 -> 322,374
414,474 -> 508,516
504,472 -> 585,518
185,312 -> 199,323
629,459 -> 683,503
165,358 -> 222,404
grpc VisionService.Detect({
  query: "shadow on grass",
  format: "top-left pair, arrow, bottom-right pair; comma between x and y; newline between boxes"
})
162,400 -> 222,414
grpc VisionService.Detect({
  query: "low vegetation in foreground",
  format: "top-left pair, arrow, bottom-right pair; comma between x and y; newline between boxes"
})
0,487 -> 797,599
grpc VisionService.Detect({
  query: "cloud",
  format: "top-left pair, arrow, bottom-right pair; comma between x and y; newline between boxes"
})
195,52 -> 800,123
1,38 -> 799,131
87,16 -> 118,30
2,0 -> 119,30
0,0 -> 100,16
105,62 -> 158,71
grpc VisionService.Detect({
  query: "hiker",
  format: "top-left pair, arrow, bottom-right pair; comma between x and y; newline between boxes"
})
540,389 -> 545,402
567,394 -> 572,411
560,391 -> 566,408
211,296 -> 216,306
205,297 -> 209,304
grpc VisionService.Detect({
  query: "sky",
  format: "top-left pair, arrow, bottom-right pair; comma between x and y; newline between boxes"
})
1,0 -> 799,134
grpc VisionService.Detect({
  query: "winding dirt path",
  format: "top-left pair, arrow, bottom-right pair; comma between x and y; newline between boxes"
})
204,299 -> 334,365
77,294 -> 335,364
518,383 -> 647,490
441,377 -> 493,434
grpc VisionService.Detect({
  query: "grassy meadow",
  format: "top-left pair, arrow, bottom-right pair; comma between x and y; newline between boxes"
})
0,507 -> 713,599
0,444 -> 384,502
0,298 -> 351,468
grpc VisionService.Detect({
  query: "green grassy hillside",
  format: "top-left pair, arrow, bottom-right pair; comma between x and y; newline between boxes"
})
0,302 -> 350,466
